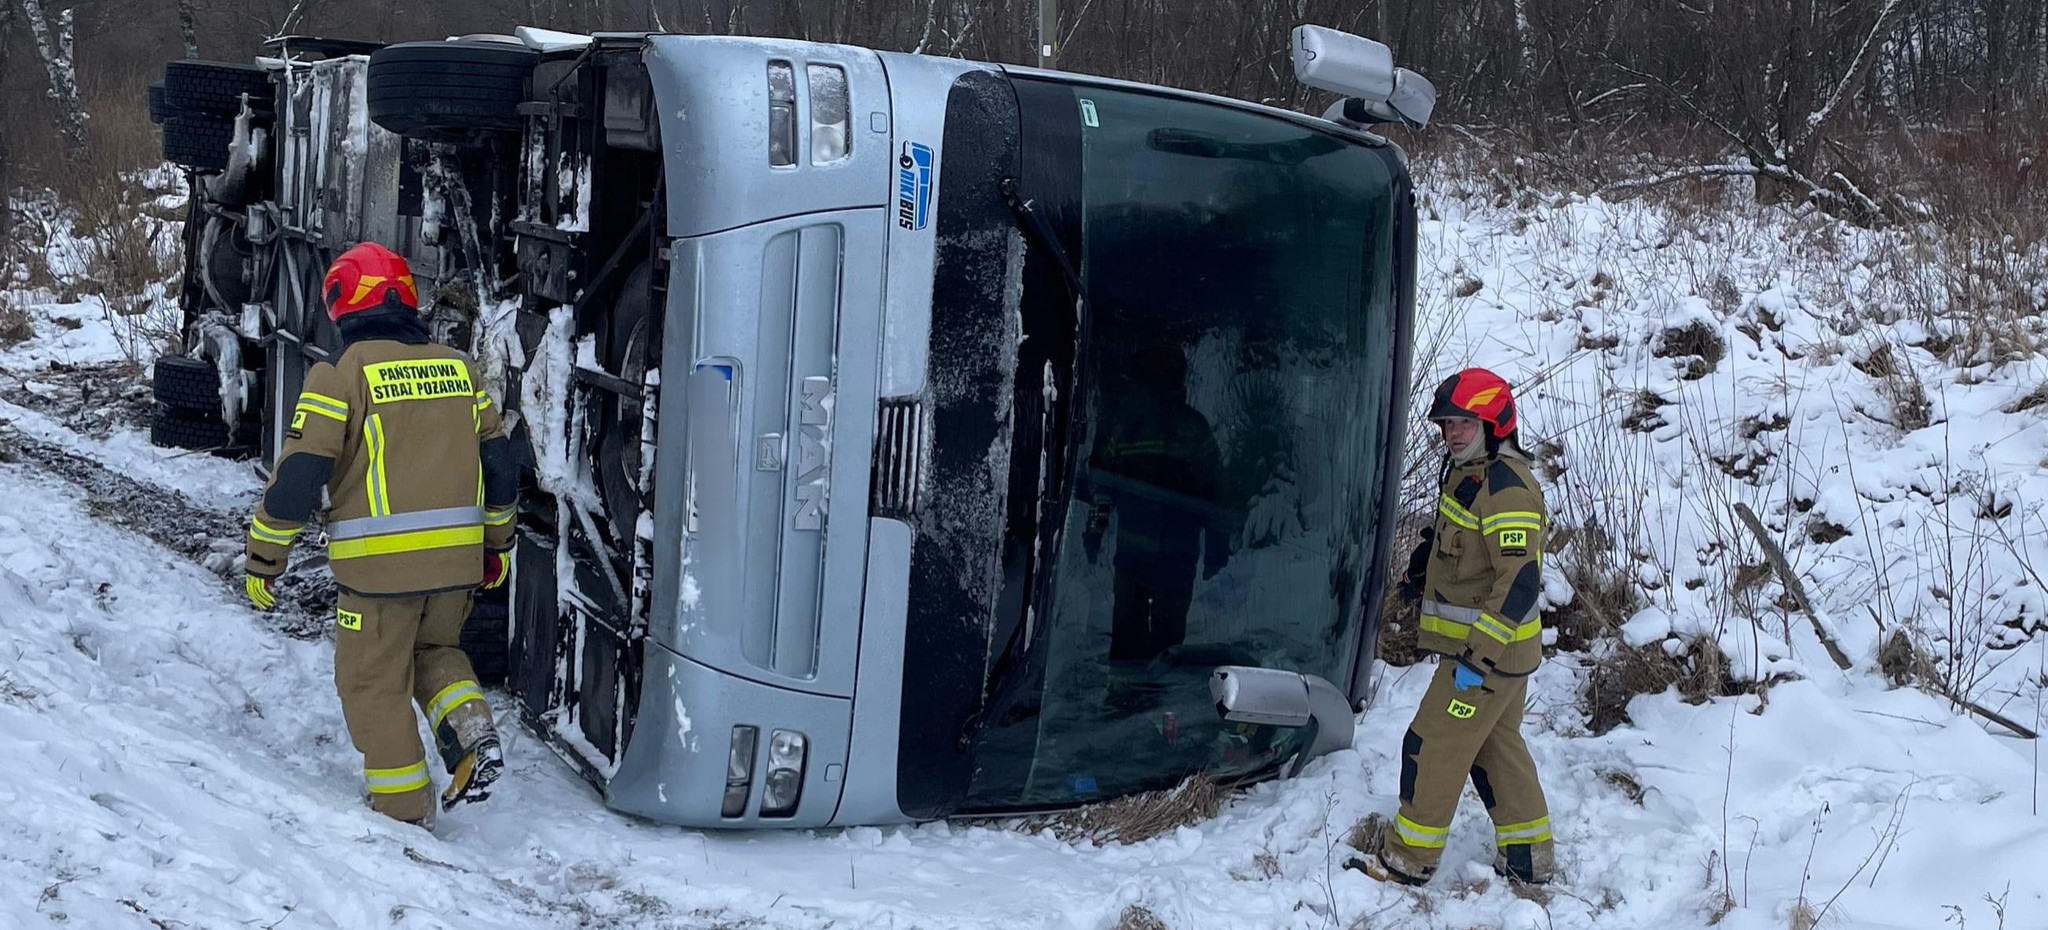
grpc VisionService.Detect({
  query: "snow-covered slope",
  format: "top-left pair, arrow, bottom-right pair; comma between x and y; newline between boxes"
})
0,173 -> 2041,930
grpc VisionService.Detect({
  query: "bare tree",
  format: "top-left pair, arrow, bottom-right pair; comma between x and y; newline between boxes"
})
177,0 -> 199,57
0,0 -> 14,245
16,0 -> 87,159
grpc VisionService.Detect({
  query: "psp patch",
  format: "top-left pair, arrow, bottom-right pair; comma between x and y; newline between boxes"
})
363,360 -> 474,404
1497,528 -> 1529,555
1447,699 -> 1477,719
337,607 -> 364,631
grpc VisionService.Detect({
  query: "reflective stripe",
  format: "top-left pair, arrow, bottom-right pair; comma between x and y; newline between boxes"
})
1394,814 -> 1449,849
474,391 -> 492,410
329,526 -> 485,560
245,575 -> 275,610
364,414 -> 391,517
484,504 -> 515,527
1438,495 -> 1481,530
297,391 -> 349,421
295,401 -> 346,423
364,759 -> 431,794
1420,600 -> 1482,624
1475,612 -> 1543,645
1495,816 -> 1553,845
426,679 -> 486,730
1484,511 -> 1543,535
1419,599 -> 1480,641
328,506 -> 485,541
248,517 -> 298,545
1419,614 -> 1471,640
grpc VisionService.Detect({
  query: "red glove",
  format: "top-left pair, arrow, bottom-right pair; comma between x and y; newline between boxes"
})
482,551 -> 509,590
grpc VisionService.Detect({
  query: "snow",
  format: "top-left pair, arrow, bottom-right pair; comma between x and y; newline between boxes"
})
0,166 -> 2045,930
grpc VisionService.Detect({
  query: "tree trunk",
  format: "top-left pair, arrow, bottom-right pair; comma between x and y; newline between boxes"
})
18,0 -> 89,160
177,0 -> 199,58
0,0 -> 13,250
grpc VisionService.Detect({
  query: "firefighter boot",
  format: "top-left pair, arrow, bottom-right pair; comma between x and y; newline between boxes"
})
433,697 -> 503,810
399,799 -> 438,832
1341,813 -> 1428,886
441,735 -> 503,810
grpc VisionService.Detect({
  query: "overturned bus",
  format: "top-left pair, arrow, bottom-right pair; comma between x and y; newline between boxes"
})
149,24 -> 1432,826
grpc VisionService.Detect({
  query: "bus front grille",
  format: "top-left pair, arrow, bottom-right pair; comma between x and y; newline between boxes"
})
870,398 -> 925,519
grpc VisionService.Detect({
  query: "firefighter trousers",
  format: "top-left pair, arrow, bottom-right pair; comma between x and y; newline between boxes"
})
1382,658 -> 1555,883
333,589 -> 493,822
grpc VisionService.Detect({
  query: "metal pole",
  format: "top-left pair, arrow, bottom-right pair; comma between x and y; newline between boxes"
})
1037,0 -> 1057,68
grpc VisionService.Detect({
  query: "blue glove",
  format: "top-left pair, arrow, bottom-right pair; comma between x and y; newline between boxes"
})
1452,663 -> 1484,692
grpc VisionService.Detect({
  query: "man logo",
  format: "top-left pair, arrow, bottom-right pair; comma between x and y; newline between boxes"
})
1447,699 -> 1477,719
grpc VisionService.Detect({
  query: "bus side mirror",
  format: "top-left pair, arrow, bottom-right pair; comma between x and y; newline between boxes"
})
1210,666 -> 1356,776
1291,24 -> 1436,130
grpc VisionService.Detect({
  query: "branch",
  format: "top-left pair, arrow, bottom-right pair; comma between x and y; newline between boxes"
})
1732,501 -> 1854,671
1603,163 -> 1761,194
1796,0 -> 1919,152
1580,82 -> 1648,110
909,0 -> 939,54
275,0 -> 312,38
1931,681 -> 2039,740
1608,59 -> 1756,158
1058,0 -> 1097,53
1826,171 -> 1884,220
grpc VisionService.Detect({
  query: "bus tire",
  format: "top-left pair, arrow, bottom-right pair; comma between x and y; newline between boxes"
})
163,115 -> 235,170
149,404 -> 230,451
367,41 -> 538,140
162,61 -> 272,116
152,356 -> 221,413
462,592 -> 510,684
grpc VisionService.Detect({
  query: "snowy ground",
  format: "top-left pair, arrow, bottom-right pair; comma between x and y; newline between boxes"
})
0,173 -> 2043,930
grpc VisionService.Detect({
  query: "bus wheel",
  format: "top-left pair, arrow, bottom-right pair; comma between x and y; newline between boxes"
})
161,61 -> 273,117
597,263 -> 655,548
152,356 -> 222,415
149,403 -> 230,451
163,115 -> 235,171
366,40 -> 539,143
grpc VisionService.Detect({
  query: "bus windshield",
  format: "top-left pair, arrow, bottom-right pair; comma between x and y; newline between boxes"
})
963,83 -> 1402,810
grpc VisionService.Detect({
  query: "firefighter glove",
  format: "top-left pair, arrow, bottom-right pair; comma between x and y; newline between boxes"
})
1398,529 -> 1433,602
1083,503 -> 1110,562
1452,661 -> 1484,692
483,551 -> 509,590
245,574 -> 277,611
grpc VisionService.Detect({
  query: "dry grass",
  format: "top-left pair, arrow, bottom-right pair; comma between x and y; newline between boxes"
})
1583,637 -> 1758,735
1025,775 -> 1230,846
0,297 -> 32,346
1547,541 -> 1643,654
1653,320 -> 1728,380
1113,905 -> 1169,930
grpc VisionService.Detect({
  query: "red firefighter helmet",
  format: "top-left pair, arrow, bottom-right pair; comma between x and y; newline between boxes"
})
321,242 -> 418,321
1428,367 -> 1518,439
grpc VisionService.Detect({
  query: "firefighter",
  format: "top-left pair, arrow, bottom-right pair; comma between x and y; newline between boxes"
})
242,241 -> 520,828
1350,367 -> 1555,886
1083,339 -> 1229,680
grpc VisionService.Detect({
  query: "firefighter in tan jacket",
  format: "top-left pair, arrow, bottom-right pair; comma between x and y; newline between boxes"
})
243,242 -> 519,828
1351,367 -> 1555,886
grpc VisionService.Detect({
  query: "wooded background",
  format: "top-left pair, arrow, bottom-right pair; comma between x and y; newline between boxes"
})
2,0 -> 2044,227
